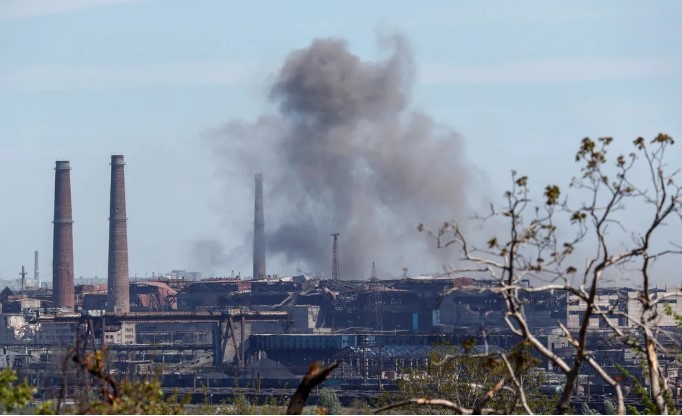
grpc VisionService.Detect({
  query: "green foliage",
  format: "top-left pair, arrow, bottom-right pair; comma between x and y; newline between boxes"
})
349,398 -> 372,414
0,368 -> 52,414
0,368 -> 35,414
616,363 -> 657,415
79,377 -> 186,414
582,400 -> 617,415
615,341 -> 679,415
318,388 -> 342,415
390,342 -> 553,414
569,210 -> 586,224
664,303 -> 682,327
258,395 -> 286,415
543,184 -> 560,205
604,399 -> 617,415
0,357 -> 197,416
184,385 -> 217,415
62,347 -> 190,415
581,402 -> 599,415
229,391 -> 254,415
515,175 -> 528,187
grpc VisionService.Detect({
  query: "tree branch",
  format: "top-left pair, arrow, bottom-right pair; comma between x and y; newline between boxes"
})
286,360 -> 340,415
374,398 -> 478,415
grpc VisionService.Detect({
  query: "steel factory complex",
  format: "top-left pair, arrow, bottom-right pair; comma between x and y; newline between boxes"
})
2,157 -> 682,409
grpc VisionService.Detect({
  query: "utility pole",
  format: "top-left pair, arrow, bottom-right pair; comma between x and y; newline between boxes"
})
331,233 -> 340,281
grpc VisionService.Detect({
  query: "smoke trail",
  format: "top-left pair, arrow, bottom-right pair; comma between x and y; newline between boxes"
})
210,35 -> 475,278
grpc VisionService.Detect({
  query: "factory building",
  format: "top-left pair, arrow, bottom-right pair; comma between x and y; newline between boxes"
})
7,157 -> 682,410
566,287 -> 682,329
177,279 -> 251,310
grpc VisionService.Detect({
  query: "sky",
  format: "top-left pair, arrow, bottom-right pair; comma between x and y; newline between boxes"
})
1,0 -> 681,284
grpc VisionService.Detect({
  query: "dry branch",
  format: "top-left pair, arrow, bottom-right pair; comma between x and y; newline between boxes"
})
374,398 -> 478,414
286,360 -> 340,415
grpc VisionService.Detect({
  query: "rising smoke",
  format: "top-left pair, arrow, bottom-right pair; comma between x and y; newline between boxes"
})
208,35 -> 477,278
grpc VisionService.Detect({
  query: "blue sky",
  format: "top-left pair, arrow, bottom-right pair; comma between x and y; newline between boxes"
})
1,0 -> 681,283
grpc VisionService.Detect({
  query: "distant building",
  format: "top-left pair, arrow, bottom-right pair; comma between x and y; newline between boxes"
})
80,281 -> 177,312
129,281 -> 177,311
1,296 -> 41,314
36,323 -> 77,345
177,279 -> 251,310
169,270 -> 201,281
103,322 -> 136,345
0,315 -> 28,343
566,287 -> 682,329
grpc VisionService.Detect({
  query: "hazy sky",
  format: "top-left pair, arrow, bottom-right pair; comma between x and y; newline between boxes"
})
1,1 -> 681,283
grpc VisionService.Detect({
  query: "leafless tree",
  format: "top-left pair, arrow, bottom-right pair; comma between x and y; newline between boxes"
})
418,134 -> 682,414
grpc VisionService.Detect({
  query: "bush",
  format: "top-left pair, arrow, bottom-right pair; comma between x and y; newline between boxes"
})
318,388 -> 342,415
0,368 -> 35,414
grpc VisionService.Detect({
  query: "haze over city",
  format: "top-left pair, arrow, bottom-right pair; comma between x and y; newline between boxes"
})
1,0 -> 681,284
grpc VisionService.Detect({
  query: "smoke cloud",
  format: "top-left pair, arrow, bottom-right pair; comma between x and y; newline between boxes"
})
209,35 -> 476,278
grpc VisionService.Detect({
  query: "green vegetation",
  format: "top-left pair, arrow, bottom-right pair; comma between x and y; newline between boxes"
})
0,368 -> 39,414
384,341 -> 554,414
79,377 -> 186,415
318,388 -> 342,415
0,351 -> 187,415
581,400 -> 617,415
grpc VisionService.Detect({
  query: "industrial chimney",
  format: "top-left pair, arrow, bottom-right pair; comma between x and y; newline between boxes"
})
253,173 -> 266,280
331,232 -> 340,281
34,250 -> 40,288
20,266 -> 26,292
107,155 -> 129,313
52,161 -> 75,311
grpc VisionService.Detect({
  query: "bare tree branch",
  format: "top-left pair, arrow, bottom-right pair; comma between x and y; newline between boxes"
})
419,135 -> 681,415
286,360 -> 340,415
499,353 -> 533,415
374,398 -> 479,415
472,378 -> 506,414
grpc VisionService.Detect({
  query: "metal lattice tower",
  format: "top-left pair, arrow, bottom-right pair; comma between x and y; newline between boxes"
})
331,233 -> 340,280
370,261 -> 377,281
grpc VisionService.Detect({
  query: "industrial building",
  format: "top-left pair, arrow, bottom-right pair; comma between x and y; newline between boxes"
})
2,158 -> 681,412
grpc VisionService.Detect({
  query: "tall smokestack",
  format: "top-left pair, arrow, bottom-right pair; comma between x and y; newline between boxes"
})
331,232 -> 340,280
253,173 -> 266,280
107,155 -> 129,313
34,250 -> 40,288
52,161 -> 74,311
20,266 -> 26,292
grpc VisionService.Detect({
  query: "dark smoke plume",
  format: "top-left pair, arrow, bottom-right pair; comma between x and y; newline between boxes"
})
209,35 -> 475,278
